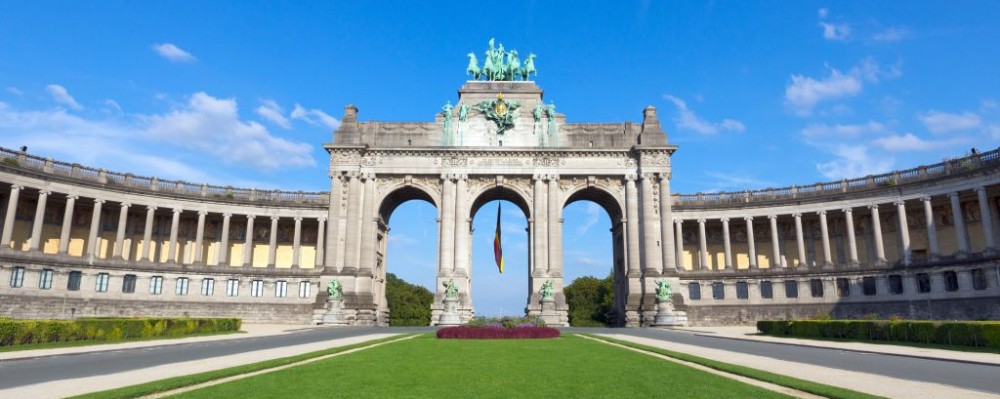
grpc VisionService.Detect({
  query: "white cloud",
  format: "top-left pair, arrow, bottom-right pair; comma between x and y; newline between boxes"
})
819,22 -> 851,40
817,8 -> 829,19
872,27 -> 910,42
152,43 -> 196,63
103,99 -> 122,113
700,172 -> 777,193
917,110 -> 982,134
255,99 -> 291,129
801,121 -> 885,137
662,94 -> 745,135
291,103 -> 340,130
143,92 -> 315,170
871,133 -> 941,151
46,84 -> 83,110
7,87 -> 23,95
815,145 -> 894,180
785,70 -> 860,116
575,202 -> 602,236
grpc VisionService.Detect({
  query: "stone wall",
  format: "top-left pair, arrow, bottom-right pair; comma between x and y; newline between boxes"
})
0,295 -> 315,324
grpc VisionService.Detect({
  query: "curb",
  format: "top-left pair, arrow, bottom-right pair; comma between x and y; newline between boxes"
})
692,333 -> 1000,368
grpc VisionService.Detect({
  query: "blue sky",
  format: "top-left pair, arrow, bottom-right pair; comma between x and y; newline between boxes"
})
2,2 -> 998,315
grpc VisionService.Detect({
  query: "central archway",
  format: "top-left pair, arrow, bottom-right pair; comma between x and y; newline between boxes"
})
465,185 -> 533,319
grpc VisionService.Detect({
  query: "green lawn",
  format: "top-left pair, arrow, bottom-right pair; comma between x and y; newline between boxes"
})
169,334 -> 795,399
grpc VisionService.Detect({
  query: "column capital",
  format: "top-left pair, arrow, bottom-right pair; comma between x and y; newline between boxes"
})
38,190 -> 51,197
197,210 -> 208,216
974,186 -> 987,194
894,199 -> 906,207
146,205 -> 157,212
791,212 -> 802,218
532,173 -> 546,182
817,210 -> 827,216
93,198 -> 105,205
920,196 -> 932,202
120,202 -> 131,209
674,218 -> 683,225
294,216 -> 303,222
318,216 -> 327,223
948,191 -> 961,200
270,215 -> 280,222
222,212 -> 232,218
361,171 -> 376,181
546,173 -> 560,181
640,172 -> 656,181
697,218 -> 706,224
246,214 -> 256,220
65,194 -> 79,200
172,208 -> 182,214
624,173 -> 637,182
720,217 -> 730,223
9,185 -> 24,191
869,203 -> 881,211
767,214 -> 778,220
658,171 -> 672,181
842,207 -> 853,214
744,216 -> 754,222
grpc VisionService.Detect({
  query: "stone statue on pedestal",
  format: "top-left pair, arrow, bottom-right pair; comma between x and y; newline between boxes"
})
655,280 -> 672,302
327,279 -> 343,300
439,279 -> 461,325
540,280 -> 554,300
652,279 -> 688,327
321,279 -> 347,325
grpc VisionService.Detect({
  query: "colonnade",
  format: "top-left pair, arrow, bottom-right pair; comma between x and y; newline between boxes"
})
673,187 -> 998,271
1,184 -> 326,268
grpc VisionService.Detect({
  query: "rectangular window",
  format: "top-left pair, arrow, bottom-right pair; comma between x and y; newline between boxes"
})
916,273 -> 931,293
863,277 -> 877,296
149,276 -> 163,295
944,271 -> 959,292
226,279 -> 240,297
67,271 -> 82,291
10,266 -> 25,288
888,275 -> 904,295
250,279 -> 264,297
201,278 -> 215,296
298,281 -> 311,298
810,279 -> 824,298
688,283 -> 701,300
836,278 -> 850,297
736,281 -> 749,300
760,280 -> 773,299
176,277 -> 190,296
122,274 -> 137,294
275,280 -> 287,298
971,269 -> 988,290
38,269 -> 54,290
95,273 -> 109,292
712,282 -> 725,300
784,280 -> 798,298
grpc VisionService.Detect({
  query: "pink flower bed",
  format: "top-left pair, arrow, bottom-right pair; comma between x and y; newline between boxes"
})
436,326 -> 561,339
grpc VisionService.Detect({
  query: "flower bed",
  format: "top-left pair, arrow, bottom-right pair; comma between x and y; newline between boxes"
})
437,326 -> 561,339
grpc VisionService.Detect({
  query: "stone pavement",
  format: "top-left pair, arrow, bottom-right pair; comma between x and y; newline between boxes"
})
602,327 -> 1000,399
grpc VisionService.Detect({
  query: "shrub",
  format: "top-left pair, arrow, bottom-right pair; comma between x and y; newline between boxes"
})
465,315 -> 545,328
437,326 -> 560,339
757,319 -> 1000,349
0,318 -> 241,347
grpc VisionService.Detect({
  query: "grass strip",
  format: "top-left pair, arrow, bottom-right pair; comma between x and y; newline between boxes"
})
754,333 -> 1000,354
0,330 -> 244,353
585,334 -> 886,399
68,334 -> 413,399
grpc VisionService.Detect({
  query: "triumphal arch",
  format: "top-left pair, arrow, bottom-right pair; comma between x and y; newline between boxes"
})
324,40 -> 677,326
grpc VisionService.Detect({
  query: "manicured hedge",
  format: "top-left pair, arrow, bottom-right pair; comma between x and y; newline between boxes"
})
437,326 -> 561,339
0,317 -> 242,347
757,320 -> 1000,349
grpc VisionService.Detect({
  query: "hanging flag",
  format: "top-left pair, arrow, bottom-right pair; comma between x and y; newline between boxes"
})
493,202 -> 504,273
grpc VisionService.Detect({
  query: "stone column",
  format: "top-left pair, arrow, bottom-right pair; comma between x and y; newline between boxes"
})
870,204 -> 886,264
532,175 -> 548,275
58,195 -> 77,254
292,216 -> 302,268
640,174 -> 662,275
896,200 -> 911,266
143,206 -> 156,261
843,208 -> 859,266
343,173 -> 362,272
548,174 -> 563,274
625,174 -> 641,276
674,219 -> 684,270
659,173 -> 676,272
359,173 -> 376,274
28,190 -> 49,251
316,217 -> 326,269
1,185 -> 22,249
268,216 -> 279,267
976,187 -> 996,251
793,213 -> 806,267
454,175 -> 470,276
439,174 -> 456,274
87,199 -> 104,258
243,215 -> 255,266
194,210 -> 206,264
745,217 -> 757,269
697,218 -> 708,270
949,192 -> 970,257
168,208 -> 181,263
769,215 -> 782,268
326,173 -> 344,268
818,210 -> 832,268
921,197 -> 939,260
721,218 -> 732,270
113,202 -> 130,258
218,213 -> 231,265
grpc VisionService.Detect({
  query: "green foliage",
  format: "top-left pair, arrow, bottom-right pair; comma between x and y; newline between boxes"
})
757,320 -> 1000,349
563,271 -> 615,326
0,318 -> 242,347
385,273 -> 433,326
1,157 -> 18,167
465,315 -> 544,328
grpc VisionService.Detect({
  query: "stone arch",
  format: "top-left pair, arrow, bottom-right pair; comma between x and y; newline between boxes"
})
468,180 -> 533,220
377,181 -> 439,224
563,184 -> 625,223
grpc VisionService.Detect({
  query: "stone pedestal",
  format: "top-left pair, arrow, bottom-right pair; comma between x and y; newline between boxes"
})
539,298 -> 568,326
320,298 -> 348,325
651,301 -> 688,327
437,298 -> 461,326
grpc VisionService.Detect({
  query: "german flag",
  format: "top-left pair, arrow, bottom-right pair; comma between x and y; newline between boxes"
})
493,202 -> 504,273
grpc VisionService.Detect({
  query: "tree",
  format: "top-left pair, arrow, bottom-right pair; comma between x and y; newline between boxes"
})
385,273 -> 434,326
563,270 -> 615,326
